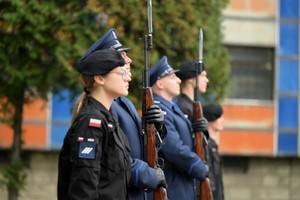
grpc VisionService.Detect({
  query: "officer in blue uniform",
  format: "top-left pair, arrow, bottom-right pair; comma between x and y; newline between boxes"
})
150,56 -> 208,200
79,28 -> 167,200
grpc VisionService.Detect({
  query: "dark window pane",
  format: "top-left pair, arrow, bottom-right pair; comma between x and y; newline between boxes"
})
226,46 -> 274,100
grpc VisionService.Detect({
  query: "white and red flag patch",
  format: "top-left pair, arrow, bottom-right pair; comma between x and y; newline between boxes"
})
108,124 -> 113,129
89,118 -> 101,128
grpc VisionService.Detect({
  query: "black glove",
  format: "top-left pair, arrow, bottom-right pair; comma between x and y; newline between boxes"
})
192,117 -> 208,132
143,104 -> 164,131
156,168 -> 167,188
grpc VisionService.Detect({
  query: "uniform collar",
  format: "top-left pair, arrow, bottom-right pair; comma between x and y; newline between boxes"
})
88,96 -> 113,120
152,94 -> 174,110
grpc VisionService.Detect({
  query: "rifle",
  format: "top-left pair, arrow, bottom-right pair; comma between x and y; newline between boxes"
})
142,0 -> 167,199
193,28 -> 214,200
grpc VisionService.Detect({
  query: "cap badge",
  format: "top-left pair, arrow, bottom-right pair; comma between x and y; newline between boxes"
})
112,30 -> 117,39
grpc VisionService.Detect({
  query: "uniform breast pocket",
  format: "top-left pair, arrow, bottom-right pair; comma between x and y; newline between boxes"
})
102,133 -> 126,176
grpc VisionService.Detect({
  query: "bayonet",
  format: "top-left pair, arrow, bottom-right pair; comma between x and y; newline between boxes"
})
195,28 -> 203,102
148,0 -> 153,35
199,28 -> 203,63
143,0 -> 153,88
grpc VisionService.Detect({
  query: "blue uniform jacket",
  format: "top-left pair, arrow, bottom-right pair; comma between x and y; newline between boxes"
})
153,94 -> 207,200
111,97 -> 157,200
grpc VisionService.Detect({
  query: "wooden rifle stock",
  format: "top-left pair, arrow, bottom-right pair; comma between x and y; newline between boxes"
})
193,101 -> 213,200
143,88 -> 167,200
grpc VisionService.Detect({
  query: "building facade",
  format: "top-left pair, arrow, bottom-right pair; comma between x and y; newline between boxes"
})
221,0 -> 299,157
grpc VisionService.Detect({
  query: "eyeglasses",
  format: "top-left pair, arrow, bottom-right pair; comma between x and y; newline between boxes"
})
110,70 -> 131,80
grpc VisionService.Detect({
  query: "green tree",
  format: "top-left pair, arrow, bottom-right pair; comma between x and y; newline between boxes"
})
0,0 -> 98,199
99,0 -> 231,106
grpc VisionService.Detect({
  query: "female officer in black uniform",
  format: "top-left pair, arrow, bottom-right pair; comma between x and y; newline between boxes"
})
57,49 -> 131,200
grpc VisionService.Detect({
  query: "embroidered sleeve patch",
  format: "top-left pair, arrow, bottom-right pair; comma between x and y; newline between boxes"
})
78,142 -> 96,159
89,118 -> 101,128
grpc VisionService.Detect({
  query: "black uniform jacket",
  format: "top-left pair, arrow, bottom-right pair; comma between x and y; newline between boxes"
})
57,96 -> 131,200
175,93 -> 193,122
207,138 -> 224,200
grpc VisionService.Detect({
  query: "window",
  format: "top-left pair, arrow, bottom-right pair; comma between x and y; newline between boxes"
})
226,46 -> 274,100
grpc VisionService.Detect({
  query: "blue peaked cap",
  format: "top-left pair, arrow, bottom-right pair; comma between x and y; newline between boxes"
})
79,28 -> 130,62
150,56 -> 179,86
